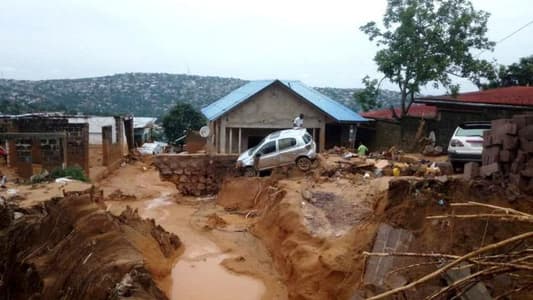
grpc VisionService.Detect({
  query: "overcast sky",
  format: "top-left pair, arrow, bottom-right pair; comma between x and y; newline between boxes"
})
0,0 -> 531,93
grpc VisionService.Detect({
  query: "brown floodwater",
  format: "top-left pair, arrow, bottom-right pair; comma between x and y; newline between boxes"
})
107,193 -> 265,300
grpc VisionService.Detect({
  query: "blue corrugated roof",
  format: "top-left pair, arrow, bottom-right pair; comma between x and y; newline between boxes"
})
201,79 -> 368,122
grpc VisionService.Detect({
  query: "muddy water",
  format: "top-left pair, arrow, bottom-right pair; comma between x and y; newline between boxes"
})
107,194 -> 265,300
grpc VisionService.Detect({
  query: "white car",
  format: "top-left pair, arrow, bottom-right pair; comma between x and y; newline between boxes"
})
236,128 -> 317,176
138,142 -> 165,155
448,122 -> 491,168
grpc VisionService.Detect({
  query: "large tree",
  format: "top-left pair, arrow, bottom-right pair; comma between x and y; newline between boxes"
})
482,55 -> 533,89
359,0 -> 495,116
162,102 -> 205,142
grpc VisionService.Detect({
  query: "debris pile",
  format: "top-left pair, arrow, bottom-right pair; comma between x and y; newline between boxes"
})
473,114 -> 533,193
318,151 -> 452,180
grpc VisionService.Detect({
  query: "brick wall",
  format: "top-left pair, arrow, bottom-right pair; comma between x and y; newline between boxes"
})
0,117 -> 89,178
154,154 -> 239,196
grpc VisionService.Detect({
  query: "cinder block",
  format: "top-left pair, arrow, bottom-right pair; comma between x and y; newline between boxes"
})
480,163 -> 500,177
463,162 -> 480,180
516,150 -> 527,164
520,138 -> 533,153
509,173 -> 528,189
494,122 -> 518,136
490,133 -> 504,145
482,146 -> 500,165
491,119 -> 513,128
503,135 -> 518,150
499,150 -> 513,162
483,131 -> 493,147
514,114 -> 533,127
519,125 -> 533,141
521,168 -> 533,178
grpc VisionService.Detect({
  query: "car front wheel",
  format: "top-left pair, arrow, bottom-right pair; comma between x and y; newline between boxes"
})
243,167 -> 257,177
296,157 -> 312,171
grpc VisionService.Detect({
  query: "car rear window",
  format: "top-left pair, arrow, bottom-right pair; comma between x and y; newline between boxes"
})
455,127 -> 489,137
303,133 -> 312,144
278,138 -> 297,151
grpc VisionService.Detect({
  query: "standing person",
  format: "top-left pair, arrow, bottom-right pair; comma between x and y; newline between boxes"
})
357,141 -> 369,157
293,113 -> 304,128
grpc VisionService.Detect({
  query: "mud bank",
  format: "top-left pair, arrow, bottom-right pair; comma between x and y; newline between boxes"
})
218,175 -> 533,300
216,177 -> 389,300
0,189 -> 180,300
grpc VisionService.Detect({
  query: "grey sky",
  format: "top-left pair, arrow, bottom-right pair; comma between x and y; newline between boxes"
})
0,0 -> 531,93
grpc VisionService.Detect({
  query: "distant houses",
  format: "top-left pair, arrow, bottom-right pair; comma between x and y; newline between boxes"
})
362,87 -> 533,151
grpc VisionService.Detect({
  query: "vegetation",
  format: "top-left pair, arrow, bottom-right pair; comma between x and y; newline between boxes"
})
354,76 -> 383,112
49,166 -> 89,182
162,103 -> 205,142
359,0 -> 495,117
0,73 -> 402,117
482,55 -> 533,89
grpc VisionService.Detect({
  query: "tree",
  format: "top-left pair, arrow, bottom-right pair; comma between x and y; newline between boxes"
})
360,0 -> 495,117
162,102 -> 205,142
482,55 -> 533,89
355,76 -> 383,112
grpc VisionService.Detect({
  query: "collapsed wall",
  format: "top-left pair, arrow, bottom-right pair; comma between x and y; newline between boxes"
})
0,189 -> 181,300
154,154 -> 238,196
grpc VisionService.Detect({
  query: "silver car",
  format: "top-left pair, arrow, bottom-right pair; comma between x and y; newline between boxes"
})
236,128 -> 317,176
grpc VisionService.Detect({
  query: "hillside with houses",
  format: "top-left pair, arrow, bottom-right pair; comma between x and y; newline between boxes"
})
0,73 -> 401,117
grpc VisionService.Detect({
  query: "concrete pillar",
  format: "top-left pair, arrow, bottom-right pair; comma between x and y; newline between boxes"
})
220,119 -> 226,154
238,128 -> 242,154
319,122 -> 326,153
229,127 -> 233,154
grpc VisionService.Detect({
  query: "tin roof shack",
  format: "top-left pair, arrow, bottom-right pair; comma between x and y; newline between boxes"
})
414,86 -> 533,148
0,114 -> 89,179
134,117 -> 157,146
201,79 -> 368,153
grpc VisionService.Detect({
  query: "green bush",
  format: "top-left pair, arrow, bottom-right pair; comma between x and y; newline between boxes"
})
50,166 -> 89,182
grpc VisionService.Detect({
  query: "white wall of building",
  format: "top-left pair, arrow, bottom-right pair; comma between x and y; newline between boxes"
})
68,116 -> 119,145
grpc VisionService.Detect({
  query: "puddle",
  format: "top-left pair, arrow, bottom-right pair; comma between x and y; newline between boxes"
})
108,195 -> 265,300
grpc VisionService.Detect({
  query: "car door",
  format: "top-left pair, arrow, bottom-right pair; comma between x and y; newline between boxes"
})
278,137 -> 299,165
255,140 -> 279,170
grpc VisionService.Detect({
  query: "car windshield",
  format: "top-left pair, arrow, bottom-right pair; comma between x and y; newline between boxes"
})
247,137 -> 267,156
455,127 -> 489,137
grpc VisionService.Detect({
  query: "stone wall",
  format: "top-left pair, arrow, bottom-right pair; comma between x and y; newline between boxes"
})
154,154 -> 239,196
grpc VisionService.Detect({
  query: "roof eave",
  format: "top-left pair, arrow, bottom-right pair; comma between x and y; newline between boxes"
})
414,98 -> 533,110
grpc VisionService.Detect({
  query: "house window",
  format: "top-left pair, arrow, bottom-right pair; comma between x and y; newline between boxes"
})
278,138 -> 296,151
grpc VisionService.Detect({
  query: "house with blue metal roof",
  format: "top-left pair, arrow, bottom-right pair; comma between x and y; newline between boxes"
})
201,79 -> 368,153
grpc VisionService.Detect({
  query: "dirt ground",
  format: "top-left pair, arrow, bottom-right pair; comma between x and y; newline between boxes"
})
2,150 -> 532,300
